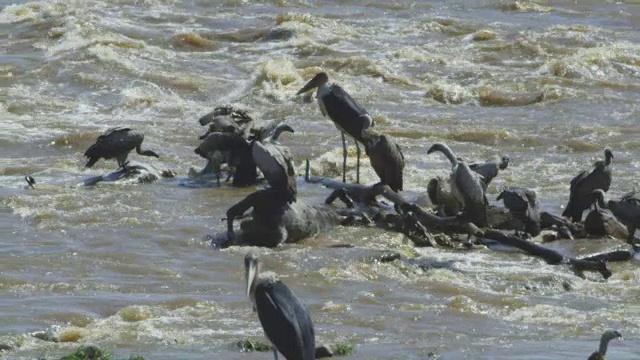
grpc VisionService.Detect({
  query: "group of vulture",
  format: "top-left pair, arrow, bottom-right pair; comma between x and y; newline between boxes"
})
77,72 -> 632,359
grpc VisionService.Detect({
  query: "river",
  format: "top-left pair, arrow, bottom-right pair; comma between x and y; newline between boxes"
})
1,0 -> 639,359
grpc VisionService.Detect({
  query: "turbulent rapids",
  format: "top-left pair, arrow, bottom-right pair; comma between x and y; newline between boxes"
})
1,1 -> 640,359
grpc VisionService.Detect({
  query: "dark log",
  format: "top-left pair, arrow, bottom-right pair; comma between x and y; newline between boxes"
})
540,211 -> 585,237
479,229 -> 611,279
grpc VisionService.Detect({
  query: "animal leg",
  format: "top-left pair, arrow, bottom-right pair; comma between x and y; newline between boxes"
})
225,191 -> 265,240
117,154 -> 129,170
628,225 -> 636,244
225,167 -> 234,183
341,131 -> 347,183
272,349 -> 279,360
355,139 -> 361,184
325,189 -> 355,208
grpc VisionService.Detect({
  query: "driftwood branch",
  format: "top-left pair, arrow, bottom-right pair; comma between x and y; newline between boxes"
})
478,229 -> 611,279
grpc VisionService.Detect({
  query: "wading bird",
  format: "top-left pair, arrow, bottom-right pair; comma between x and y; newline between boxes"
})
587,330 -> 622,360
469,155 -> 509,189
244,252 -> 315,360
427,143 -> 488,227
360,130 -> 404,192
496,186 -> 541,237
563,149 -> 613,222
24,175 -> 35,189
296,72 -> 374,184
84,128 -> 159,169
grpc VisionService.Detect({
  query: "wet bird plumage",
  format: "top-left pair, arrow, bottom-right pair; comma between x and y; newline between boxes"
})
24,175 -> 36,189
587,330 -> 622,360
563,149 -> 613,222
427,143 -> 488,227
84,127 -> 159,169
427,176 -> 462,216
469,155 -> 509,189
198,105 -> 254,140
584,189 -> 628,241
607,191 -> 640,242
297,72 -> 374,184
251,139 -> 297,204
496,186 -> 541,237
361,130 -> 404,192
244,253 -> 315,360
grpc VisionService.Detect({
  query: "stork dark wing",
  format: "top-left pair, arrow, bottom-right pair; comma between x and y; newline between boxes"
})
255,281 -> 315,360
322,84 -> 373,140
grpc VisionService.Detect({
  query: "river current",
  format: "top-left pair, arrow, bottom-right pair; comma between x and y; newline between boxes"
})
1,1 -> 640,359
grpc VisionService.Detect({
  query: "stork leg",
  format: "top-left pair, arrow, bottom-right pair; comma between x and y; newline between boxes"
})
341,131 -> 347,183
355,139 -> 361,184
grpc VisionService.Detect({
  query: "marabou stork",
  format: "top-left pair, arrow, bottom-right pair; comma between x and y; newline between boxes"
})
244,252 -> 315,360
296,72 -> 374,184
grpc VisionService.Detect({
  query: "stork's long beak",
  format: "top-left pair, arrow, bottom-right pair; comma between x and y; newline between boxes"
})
245,260 -> 257,297
296,76 -> 321,95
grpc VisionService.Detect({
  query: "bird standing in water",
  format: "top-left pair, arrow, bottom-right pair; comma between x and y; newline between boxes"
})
84,127 -> 159,170
244,252 -> 315,360
297,72 -> 374,184
587,330 -> 622,360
